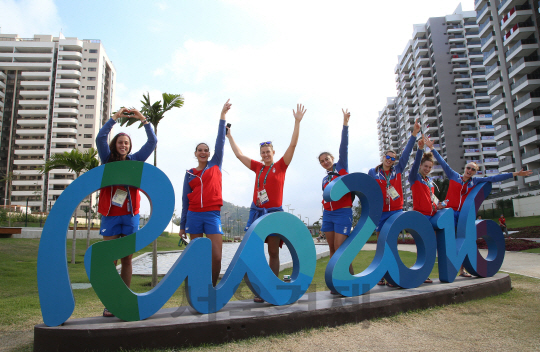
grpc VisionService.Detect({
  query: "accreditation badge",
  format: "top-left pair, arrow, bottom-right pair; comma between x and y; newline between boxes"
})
257,189 -> 270,205
111,188 -> 128,207
387,185 -> 400,201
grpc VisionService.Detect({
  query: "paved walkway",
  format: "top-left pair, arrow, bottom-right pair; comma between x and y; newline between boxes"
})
359,243 -> 540,279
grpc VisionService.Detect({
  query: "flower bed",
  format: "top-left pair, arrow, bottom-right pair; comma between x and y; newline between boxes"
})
508,226 -> 540,238
477,238 -> 540,251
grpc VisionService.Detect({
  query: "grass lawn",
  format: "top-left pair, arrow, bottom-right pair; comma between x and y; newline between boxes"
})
480,215 -> 540,228
0,236 -> 430,335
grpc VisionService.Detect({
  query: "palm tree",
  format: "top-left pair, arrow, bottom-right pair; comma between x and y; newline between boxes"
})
41,148 -> 99,264
118,92 -> 184,287
433,178 -> 450,202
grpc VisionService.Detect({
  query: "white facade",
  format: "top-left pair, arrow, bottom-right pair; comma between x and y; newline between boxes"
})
0,34 -> 115,213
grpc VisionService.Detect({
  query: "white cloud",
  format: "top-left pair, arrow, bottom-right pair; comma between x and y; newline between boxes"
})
0,0 -> 62,37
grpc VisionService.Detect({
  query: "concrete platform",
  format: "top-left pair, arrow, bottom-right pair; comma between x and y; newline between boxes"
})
33,274 -> 511,352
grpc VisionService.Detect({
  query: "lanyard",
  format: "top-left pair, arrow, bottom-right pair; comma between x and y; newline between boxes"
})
423,175 -> 434,200
327,165 -> 340,183
257,163 -> 274,190
379,168 -> 393,189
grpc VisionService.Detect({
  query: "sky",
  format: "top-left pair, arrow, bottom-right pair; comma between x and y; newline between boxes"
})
0,0 -> 474,230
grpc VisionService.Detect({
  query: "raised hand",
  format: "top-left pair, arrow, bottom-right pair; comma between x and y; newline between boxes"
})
412,118 -> 421,136
513,168 -> 533,177
342,108 -> 350,126
293,104 -> 307,123
113,107 -> 129,120
423,135 -> 434,149
418,135 -> 425,149
221,99 -> 231,118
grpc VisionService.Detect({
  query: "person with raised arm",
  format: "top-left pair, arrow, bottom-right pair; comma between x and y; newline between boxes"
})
179,99 -> 231,287
226,104 -> 307,303
408,136 -> 445,284
423,135 -> 532,277
319,109 -> 354,284
96,107 -> 157,317
368,118 -> 421,287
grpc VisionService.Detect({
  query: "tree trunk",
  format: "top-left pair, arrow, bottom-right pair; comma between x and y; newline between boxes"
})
71,211 -> 77,264
86,195 -> 93,249
151,125 -> 158,287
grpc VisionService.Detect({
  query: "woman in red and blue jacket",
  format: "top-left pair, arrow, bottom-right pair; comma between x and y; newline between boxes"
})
179,100 -> 230,287
96,107 -> 157,316
409,137 -> 445,219
424,136 -> 532,277
226,104 -> 307,303
319,109 -> 354,277
368,118 -> 420,286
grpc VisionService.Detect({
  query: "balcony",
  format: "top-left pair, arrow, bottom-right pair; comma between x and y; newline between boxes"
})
51,137 -> 77,145
56,69 -> 81,79
15,128 -> 46,136
476,3 -> 489,23
500,5 -> 533,31
479,19 -> 493,37
498,0 -> 528,15
519,129 -> 540,146
483,47 -> 498,66
485,62 -> 500,80
50,148 -> 74,155
53,117 -> 78,125
506,38 -> 538,62
464,148 -> 481,156
54,98 -> 79,105
517,110 -> 540,129
457,94 -> 474,103
508,56 -> 540,79
522,148 -> 540,163
18,99 -> 49,107
20,71 -> 51,80
57,60 -> 82,69
13,159 -> 45,165
58,50 -> 82,60
14,139 -> 46,146
483,146 -> 497,154
17,109 -> 48,117
54,107 -> 79,115
19,80 -> 51,89
55,88 -> 80,96
492,109 -> 508,125
14,148 -> 45,156
487,77 -> 503,95
494,125 -> 511,140
490,93 -> 505,110
499,157 -> 515,171
55,79 -> 80,87
484,157 -> 499,166
514,91 -> 540,112
19,89 -> 50,98
463,137 -> 480,145
502,22 -> 536,46
460,115 -> 477,124
511,73 -> 540,95
456,83 -> 473,93
17,118 -> 47,127
496,141 -> 513,155
481,32 -> 496,51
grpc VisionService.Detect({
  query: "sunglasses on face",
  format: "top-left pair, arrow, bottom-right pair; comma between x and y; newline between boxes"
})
260,141 -> 272,146
466,166 -> 477,171
385,155 -> 396,161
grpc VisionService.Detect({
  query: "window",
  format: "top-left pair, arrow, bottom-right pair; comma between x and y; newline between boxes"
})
87,77 -> 96,81
85,114 -> 94,119
83,144 -> 92,148
89,58 -> 97,63
86,95 -> 95,99
84,134 -> 92,138
85,105 -> 94,109
89,49 -> 98,53
87,86 -> 95,90
88,67 -> 96,72
84,124 -> 93,128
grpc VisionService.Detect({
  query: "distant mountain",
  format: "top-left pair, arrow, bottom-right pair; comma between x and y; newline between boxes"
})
221,200 -> 250,236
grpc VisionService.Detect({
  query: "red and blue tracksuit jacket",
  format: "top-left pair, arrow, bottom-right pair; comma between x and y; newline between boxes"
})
96,118 -> 157,216
322,125 -> 353,211
368,134 -> 416,212
409,149 -> 437,216
431,149 -> 514,212
180,119 -> 226,230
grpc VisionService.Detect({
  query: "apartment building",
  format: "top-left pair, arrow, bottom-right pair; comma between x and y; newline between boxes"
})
377,5 -> 499,209
476,0 -> 540,191
0,33 -> 115,213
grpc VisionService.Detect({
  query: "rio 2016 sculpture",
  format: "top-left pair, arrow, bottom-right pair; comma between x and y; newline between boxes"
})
37,161 -> 505,327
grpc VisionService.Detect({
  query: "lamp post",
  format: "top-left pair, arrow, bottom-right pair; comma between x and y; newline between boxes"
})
290,209 -> 294,215
305,216 -> 309,227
